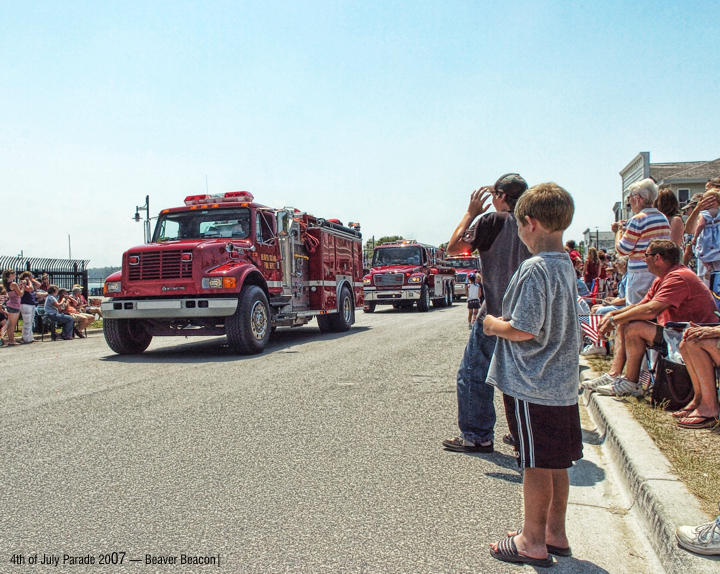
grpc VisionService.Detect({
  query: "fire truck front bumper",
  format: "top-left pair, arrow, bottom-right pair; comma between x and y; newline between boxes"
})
102,298 -> 239,319
363,287 -> 421,303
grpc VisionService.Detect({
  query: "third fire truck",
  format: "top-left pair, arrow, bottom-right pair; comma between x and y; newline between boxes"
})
102,191 -> 363,355
362,240 -> 455,312
446,253 -> 482,300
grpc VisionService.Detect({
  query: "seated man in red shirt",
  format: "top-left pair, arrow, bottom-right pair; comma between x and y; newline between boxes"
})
584,239 -> 718,397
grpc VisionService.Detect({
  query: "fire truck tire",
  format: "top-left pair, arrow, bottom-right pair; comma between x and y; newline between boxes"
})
226,286 -> 271,354
319,287 -> 354,332
104,318 -> 152,354
417,284 -> 430,312
363,303 -> 376,313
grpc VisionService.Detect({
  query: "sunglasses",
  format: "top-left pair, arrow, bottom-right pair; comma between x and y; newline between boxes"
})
644,251 -> 660,258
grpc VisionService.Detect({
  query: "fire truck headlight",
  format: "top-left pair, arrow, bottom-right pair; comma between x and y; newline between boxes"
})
203,277 -> 237,289
105,281 -> 122,294
408,275 -> 423,283
203,277 -> 223,289
363,276 -> 372,285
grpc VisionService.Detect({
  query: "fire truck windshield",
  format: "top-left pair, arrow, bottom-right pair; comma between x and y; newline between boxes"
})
446,258 -> 480,269
153,208 -> 252,242
372,246 -> 423,266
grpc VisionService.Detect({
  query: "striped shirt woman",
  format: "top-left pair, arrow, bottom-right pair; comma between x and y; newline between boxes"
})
614,179 -> 670,303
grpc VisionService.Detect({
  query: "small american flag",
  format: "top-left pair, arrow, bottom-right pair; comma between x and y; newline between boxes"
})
579,314 -> 602,346
577,296 -> 602,345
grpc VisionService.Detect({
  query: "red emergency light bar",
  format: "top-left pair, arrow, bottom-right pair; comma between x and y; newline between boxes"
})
222,191 -> 254,202
184,194 -> 213,205
184,191 -> 254,206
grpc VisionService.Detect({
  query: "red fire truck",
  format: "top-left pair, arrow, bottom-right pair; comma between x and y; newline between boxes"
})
101,191 -> 363,355
446,254 -> 482,300
362,240 -> 455,312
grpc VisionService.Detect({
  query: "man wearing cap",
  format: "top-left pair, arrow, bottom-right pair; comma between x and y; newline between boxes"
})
442,174 -> 532,453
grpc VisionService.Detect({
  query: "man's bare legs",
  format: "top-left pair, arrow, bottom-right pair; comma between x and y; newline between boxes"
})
622,321 -> 659,383
679,338 -> 720,418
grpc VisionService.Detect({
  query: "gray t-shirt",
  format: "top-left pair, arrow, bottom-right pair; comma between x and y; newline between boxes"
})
486,252 -> 580,406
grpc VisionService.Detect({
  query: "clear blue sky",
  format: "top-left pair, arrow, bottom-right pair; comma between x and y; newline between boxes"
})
2,1 -> 719,266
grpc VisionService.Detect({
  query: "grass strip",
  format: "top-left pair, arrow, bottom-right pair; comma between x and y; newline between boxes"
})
584,356 -> 719,517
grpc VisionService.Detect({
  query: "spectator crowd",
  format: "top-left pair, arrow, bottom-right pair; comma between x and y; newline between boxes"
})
576,176 -> 720,434
0,273 -> 102,346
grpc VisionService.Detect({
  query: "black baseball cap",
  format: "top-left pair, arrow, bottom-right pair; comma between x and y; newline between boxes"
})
494,173 -> 528,200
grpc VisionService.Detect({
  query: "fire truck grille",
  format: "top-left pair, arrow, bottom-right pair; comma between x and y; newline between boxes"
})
374,273 -> 404,287
128,251 -> 193,281
456,273 -> 468,283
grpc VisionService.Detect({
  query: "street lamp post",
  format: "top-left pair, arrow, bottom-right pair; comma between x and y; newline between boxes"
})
134,195 -> 151,243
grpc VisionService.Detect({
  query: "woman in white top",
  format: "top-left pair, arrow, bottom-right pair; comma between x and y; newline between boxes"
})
466,273 -> 482,329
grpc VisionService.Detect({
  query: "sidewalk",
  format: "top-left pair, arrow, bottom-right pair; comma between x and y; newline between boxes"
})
580,358 -> 720,573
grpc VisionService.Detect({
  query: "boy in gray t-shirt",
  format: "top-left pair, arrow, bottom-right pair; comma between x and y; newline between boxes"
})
484,183 -> 582,568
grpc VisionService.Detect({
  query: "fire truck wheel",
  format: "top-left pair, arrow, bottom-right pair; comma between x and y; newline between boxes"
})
363,303 -> 376,313
226,286 -> 271,354
417,284 -> 430,312
103,318 -> 152,354
318,287 -> 354,332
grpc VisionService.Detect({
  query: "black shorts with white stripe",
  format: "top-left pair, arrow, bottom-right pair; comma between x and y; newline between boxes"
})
503,394 -> 583,469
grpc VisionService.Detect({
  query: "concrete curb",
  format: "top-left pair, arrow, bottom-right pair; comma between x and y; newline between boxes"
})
580,360 -> 719,573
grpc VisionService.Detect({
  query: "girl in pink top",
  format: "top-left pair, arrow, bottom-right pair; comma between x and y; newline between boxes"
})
2,269 -> 25,346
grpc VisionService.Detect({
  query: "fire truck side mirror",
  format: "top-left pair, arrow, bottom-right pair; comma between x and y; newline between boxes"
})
277,211 -> 294,237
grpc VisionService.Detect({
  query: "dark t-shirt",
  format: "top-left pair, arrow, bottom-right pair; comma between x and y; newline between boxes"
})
463,212 -> 532,317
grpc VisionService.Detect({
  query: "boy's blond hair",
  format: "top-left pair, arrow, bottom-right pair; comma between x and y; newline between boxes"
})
514,182 -> 574,232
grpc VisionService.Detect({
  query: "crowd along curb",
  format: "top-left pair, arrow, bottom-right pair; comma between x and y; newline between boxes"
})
580,361 -> 718,573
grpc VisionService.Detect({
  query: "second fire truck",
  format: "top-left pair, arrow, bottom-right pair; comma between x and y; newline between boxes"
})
362,240 -> 455,312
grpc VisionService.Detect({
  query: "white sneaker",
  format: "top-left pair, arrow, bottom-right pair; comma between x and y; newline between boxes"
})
595,376 -> 644,397
676,515 -> 720,556
581,343 -> 607,357
582,372 -> 616,391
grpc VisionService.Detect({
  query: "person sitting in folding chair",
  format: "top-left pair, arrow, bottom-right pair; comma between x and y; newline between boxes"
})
583,240 -> 718,397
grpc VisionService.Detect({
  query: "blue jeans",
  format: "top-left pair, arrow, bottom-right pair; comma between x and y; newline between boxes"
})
456,319 -> 497,444
625,270 -> 655,304
47,312 -> 74,338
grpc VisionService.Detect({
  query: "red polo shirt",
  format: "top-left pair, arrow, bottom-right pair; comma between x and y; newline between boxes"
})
641,265 -> 718,325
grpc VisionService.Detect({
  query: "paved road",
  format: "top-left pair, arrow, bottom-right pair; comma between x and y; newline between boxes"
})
1,305 -> 662,573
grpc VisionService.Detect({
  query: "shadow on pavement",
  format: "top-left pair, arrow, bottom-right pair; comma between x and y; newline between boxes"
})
569,459 -> 606,487
479,451 -> 524,484
99,326 -> 371,363
554,557 -> 610,573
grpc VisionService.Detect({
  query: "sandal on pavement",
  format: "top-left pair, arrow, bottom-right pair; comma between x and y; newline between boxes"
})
502,433 -> 517,446
442,436 -> 493,453
506,527 -> 572,557
677,416 -> 719,429
490,534 -> 555,568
